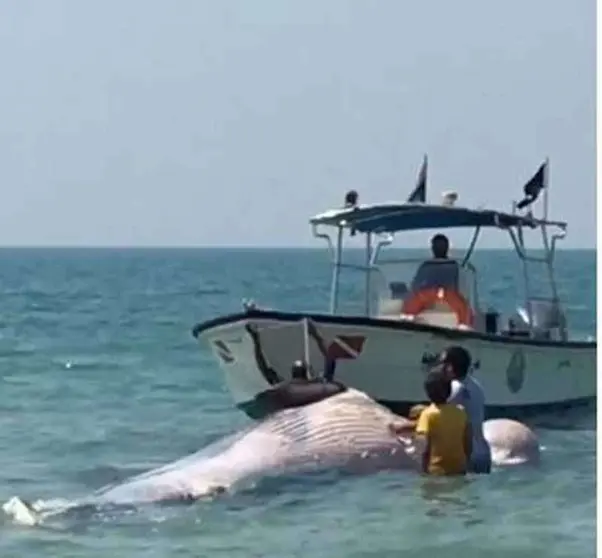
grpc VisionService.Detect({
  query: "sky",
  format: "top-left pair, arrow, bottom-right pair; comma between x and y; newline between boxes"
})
0,0 -> 596,248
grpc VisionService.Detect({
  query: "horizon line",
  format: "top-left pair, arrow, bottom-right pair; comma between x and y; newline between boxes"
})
0,245 -> 594,251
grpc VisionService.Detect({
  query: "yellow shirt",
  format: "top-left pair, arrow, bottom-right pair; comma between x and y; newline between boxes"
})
415,403 -> 469,476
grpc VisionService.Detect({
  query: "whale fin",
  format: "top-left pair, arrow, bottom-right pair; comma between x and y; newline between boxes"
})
2,496 -> 41,526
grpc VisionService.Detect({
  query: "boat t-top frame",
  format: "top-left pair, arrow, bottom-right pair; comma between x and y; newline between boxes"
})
309,159 -> 569,340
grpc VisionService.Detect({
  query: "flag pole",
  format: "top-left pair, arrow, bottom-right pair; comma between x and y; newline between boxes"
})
421,153 -> 428,203
543,157 -> 550,221
302,317 -> 311,377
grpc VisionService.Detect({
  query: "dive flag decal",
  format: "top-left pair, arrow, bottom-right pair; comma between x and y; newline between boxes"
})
326,335 -> 366,360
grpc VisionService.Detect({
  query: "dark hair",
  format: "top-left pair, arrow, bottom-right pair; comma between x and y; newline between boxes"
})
291,360 -> 309,380
441,346 -> 472,380
424,370 -> 452,404
431,234 -> 449,258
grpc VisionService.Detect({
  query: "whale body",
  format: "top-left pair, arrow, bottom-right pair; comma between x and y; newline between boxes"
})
483,418 -> 541,466
3,392 -> 543,526
3,389 -> 420,525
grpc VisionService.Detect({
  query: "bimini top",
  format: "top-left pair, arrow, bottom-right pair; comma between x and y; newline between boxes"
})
309,203 -> 566,234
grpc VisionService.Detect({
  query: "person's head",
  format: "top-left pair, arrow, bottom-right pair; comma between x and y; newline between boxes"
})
436,345 -> 472,381
424,370 -> 452,405
430,234 -> 449,259
291,360 -> 309,380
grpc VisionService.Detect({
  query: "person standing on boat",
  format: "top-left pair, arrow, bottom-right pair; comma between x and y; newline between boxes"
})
436,346 -> 492,474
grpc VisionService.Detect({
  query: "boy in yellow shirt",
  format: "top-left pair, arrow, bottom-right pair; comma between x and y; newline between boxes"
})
390,371 -> 472,475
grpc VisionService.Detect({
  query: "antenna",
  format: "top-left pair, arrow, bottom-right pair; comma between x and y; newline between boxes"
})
543,157 -> 550,221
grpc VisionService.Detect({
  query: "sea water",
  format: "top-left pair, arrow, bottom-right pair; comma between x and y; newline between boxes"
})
0,248 -> 595,557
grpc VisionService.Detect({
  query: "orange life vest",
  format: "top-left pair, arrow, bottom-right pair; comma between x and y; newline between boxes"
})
401,288 -> 474,327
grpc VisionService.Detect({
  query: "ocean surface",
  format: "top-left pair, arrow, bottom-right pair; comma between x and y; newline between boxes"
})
0,248 -> 595,557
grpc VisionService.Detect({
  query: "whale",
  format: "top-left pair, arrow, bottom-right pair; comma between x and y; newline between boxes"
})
3,389 -> 421,525
482,418 -> 541,466
2,391 -> 542,526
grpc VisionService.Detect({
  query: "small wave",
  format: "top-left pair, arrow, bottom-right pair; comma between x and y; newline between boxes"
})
196,287 -> 228,296
1,375 -> 35,385
51,355 -> 144,371
2,496 -> 138,527
0,344 -> 38,358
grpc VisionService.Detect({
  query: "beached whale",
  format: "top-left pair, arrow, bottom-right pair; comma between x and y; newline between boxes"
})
3,389 -> 421,525
483,418 -> 541,466
3,390 -> 542,526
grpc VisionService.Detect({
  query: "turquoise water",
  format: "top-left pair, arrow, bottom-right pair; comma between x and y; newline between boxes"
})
0,248 -> 595,557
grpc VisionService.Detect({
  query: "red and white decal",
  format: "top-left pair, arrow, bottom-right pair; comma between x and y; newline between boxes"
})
326,335 -> 366,360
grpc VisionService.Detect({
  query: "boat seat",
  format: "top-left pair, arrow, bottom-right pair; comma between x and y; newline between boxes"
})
389,281 -> 409,299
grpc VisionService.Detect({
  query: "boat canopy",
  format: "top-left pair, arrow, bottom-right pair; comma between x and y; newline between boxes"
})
307,159 -> 571,341
309,203 -> 567,234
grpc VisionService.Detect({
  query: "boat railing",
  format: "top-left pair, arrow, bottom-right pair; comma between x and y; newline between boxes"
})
312,223 -> 394,315
507,218 -> 568,341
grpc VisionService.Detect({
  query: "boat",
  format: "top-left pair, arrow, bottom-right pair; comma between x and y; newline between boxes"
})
192,157 -> 596,419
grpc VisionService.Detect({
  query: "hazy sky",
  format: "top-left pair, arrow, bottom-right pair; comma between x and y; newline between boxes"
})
0,0 -> 595,248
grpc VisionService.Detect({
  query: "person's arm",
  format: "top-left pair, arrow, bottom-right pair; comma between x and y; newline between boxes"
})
463,415 -> 473,467
388,417 -> 416,435
306,320 -> 337,381
245,323 -> 281,384
410,262 -> 428,292
307,319 -> 328,357
414,409 -> 432,474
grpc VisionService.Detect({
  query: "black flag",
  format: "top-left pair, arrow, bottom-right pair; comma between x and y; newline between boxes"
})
517,161 -> 547,210
407,155 -> 427,203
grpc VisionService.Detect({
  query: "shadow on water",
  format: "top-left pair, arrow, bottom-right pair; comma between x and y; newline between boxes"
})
416,476 -> 485,526
221,467 -> 354,512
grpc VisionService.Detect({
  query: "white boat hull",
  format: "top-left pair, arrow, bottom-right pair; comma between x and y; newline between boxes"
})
193,310 -> 596,419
